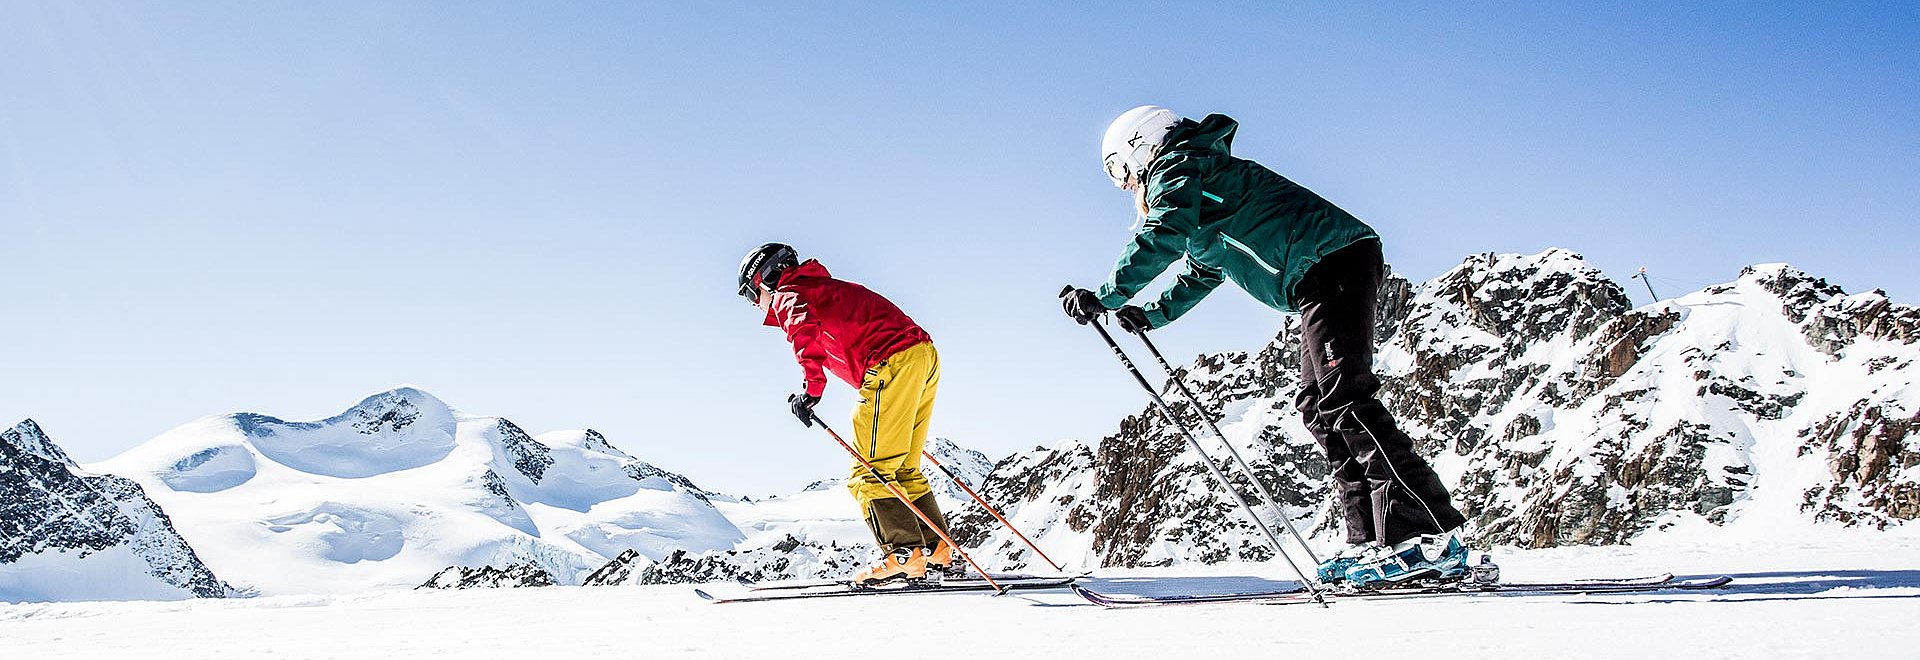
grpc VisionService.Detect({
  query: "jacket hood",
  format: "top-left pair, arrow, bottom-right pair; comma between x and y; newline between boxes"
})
761,259 -> 830,327
780,259 -> 830,283
1162,113 -> 1238,157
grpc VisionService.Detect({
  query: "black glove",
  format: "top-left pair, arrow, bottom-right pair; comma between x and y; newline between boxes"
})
1115,305 -> 1152,334
787,393 -> 820,427
1060,287 -> 1107,325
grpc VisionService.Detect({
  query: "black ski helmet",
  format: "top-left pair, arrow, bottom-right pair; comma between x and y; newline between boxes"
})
737,242 -> 799,303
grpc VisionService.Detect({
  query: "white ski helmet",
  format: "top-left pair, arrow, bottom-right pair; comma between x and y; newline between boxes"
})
1101,105 -> 1181,189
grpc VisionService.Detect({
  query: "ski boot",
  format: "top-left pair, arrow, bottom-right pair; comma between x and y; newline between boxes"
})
1463,554 -> 1501,589
925,540 -> 966,579
1342,528 -> 1471,588
1315,543 -> 1381,584
853,546 -> 931,587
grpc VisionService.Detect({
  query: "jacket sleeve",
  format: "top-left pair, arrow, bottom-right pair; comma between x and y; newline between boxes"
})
1143,255 -> 1225,328
1095,168 -> 1203,309
769,292 -> 830,397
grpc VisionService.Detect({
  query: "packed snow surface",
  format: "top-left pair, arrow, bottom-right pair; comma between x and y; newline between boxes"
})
0,538 -> 1912,659
0,546 -> 204,603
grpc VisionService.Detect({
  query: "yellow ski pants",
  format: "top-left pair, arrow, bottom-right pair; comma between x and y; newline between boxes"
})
847,341 -> 940,508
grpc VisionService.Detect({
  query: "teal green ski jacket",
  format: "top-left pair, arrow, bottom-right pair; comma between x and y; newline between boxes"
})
1095,114 -> 1379,326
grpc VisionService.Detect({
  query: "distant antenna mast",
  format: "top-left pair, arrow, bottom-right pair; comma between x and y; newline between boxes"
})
1633,267 -> 1659,301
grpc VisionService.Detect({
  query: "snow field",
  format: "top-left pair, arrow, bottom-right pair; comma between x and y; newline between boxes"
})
2,539 -> 1913,659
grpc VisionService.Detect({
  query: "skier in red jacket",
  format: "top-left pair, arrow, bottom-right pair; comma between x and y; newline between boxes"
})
738,243 -> 955,585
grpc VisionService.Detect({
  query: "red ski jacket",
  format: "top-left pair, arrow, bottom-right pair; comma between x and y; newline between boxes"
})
762,260 -> 932,397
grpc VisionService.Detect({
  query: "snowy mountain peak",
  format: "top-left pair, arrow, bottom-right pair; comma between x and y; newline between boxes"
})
577,429 -> 620,456
494,419 -> 554,483
1733,262 -> 1847,321
190,386 -> 463,480
1422,247 -> 1630,343
1738,261 -> 1838,295
1697,263 -> 1920,360
5,419 -> 74,468
926,437 -> 994,490
343,386 -> 452,433
1447,247 -> 1594,280
86,388 -> 741,595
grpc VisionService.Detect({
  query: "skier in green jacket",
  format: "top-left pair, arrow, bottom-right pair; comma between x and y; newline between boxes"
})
1061,106 -> 1470,587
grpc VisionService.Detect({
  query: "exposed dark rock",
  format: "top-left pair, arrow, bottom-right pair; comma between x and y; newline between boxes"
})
1802,402 -> 1920,526
630,537 -> 870,585
1579,310 -> 1682,397
580,549 -> 643,586
494,419 -> 554,483
417,563 -> 556,589
2,420 -> 234,599
349,391 -> 424,434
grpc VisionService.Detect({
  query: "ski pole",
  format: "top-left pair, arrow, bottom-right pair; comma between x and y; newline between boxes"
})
1129,329 -> 1324,567
1064,288 -> 1326,605
810,417 -> 1007,594
922,451 -> 1067,573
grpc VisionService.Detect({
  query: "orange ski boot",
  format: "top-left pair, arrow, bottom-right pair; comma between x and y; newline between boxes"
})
853,547 -> 929,586
925,540 -> 965,578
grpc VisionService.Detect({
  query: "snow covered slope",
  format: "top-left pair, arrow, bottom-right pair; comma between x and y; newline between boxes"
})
1,421 -> 236,602
87,388 -> 741,595
953,251 -> 1920,568
3,538 -> 1914,659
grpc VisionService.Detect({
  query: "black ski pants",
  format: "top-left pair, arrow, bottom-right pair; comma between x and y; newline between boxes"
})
1293,239 -> 1467,546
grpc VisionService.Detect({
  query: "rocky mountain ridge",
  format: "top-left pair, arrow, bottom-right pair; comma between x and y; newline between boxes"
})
1,420 -> 237,601
950,250 -> 1920,569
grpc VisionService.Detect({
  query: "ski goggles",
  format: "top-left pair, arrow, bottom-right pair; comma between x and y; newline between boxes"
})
1103,153 -> 1131,188
738,277 -> 763,304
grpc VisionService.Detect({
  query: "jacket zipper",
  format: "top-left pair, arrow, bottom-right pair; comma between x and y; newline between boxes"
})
870,379 -> 881,459
1220,234 -> 1281,275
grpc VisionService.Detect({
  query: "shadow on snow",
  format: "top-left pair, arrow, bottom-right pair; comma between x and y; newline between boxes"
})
1028,570 -> 1920,607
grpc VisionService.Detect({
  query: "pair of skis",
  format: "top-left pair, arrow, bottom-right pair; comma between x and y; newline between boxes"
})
694,572 -> 1085,604
696,571 -> 1734,606
1068,573 -> 1734,608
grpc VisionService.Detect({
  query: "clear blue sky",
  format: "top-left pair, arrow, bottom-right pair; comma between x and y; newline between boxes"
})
3,2 -> 1914,494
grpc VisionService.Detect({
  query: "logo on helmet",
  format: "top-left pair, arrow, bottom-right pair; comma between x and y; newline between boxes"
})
1101,105 -> 1180,190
